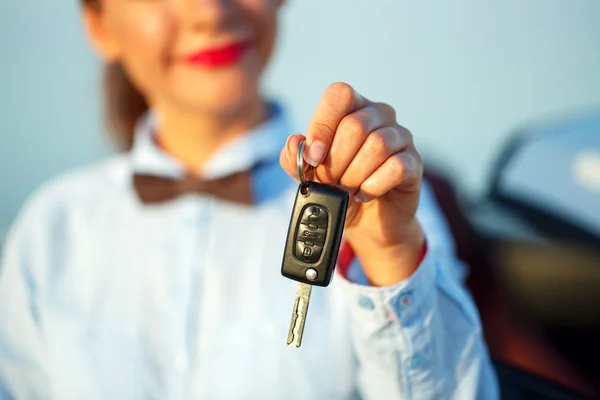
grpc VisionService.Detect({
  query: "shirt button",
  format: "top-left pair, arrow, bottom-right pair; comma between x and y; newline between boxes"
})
358,296 -> 375,310
174,354 -> 189,372
409,354 -> 424,370
399,291 -> 413,307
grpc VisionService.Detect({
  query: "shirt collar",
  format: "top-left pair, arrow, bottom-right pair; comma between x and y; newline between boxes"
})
130,102 -> 291,180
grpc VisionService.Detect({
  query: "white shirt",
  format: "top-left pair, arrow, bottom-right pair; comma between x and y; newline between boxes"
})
0,104 -> 498,399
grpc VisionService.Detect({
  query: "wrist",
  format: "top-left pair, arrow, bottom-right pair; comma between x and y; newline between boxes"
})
345,219 -> 426,287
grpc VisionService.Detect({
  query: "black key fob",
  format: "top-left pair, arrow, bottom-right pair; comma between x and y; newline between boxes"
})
281,181 -> 349,287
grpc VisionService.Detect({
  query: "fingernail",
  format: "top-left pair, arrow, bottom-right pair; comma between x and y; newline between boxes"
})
305,140 -> 326,167
354,193 -> 373,203
353,194 -> 365,202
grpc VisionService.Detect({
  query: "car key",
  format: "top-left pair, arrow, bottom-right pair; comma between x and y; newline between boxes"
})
281,140 -> 349,347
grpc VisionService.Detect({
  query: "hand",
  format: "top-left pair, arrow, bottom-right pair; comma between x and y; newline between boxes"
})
280,82 -> 426,286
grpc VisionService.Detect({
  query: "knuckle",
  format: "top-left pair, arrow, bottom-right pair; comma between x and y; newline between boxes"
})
388,155 -> 408,179
412,152 -> 424,183
376,102 -> 397,120
367,130 -> 391,156
413,149 -> 423,168
339,113 -> 368,139
325,82 -> 355,110
401,126 -> 414,144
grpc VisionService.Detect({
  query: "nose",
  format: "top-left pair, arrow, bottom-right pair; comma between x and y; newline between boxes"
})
177,0 -> 235,30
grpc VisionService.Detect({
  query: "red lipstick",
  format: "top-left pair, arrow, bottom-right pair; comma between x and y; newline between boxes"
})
182,41 -> 249,68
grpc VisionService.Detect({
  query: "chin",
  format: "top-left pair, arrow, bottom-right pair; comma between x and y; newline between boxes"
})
170,66 -> 262,115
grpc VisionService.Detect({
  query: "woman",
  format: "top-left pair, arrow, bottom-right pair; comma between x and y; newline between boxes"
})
0,0 -> 498,398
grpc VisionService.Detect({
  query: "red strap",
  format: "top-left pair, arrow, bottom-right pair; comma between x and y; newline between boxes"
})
337,241 -> 356,277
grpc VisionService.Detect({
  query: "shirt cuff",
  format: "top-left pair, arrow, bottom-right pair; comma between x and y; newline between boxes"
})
334,238 -> 437,326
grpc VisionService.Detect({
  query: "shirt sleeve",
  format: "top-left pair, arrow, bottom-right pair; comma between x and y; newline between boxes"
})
0,192 -> 53,399
336,180 -> 499,400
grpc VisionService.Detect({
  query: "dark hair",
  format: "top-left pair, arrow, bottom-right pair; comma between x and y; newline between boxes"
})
82,0 -> 148,149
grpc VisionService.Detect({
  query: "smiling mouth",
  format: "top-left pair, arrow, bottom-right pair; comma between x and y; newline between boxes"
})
181,41 -> 251,68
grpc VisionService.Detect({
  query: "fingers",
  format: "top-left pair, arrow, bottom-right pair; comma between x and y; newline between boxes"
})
354,149 -> 423,202
282,82 -> 422,205
304,82 -> 368,167
337,125 -> 412,194
281,128 -> 420,205
279,133 -> 306,183
321,103 -> 396,184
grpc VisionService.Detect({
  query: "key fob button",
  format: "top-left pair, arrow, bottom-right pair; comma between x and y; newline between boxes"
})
295,205 -> 329,263
295,242 -> 324,264
302,246 -> 313,262
301,206 -> 328,228
296,226 -> 327,246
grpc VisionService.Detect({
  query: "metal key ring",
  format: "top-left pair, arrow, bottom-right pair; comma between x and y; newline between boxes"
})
297,140 -> 315,187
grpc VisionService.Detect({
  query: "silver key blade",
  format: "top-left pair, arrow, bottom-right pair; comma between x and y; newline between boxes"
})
287,282 -> 312,347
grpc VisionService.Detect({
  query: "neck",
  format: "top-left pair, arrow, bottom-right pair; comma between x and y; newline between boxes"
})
153,98 -> 269,175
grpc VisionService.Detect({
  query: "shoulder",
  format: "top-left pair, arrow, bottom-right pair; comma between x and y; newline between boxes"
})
3,155 -> 132,254
30,154 -> 132,210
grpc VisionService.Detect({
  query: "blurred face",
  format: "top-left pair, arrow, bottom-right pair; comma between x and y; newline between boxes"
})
85,0 -> 281,115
